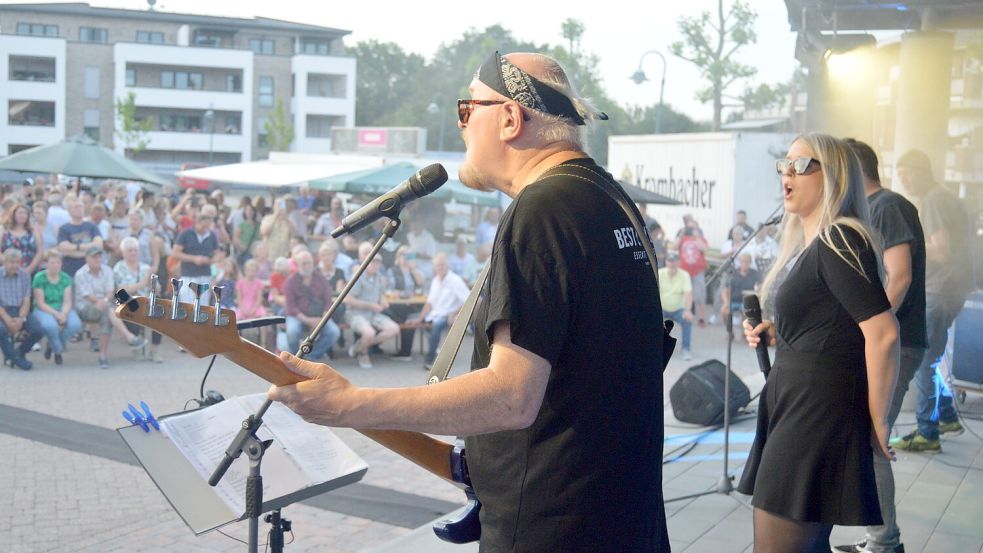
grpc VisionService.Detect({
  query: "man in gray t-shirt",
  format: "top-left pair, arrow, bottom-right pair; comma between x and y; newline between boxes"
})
344,256 -> 399,369
891,149 -> 970,452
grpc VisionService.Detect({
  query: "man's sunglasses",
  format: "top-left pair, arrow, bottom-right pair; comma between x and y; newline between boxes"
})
457,99 -> 507,125
775,157 -> 821,176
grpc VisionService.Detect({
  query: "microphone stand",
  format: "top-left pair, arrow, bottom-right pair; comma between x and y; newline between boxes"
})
665,203 -> 782,503
208,217 -> 403,553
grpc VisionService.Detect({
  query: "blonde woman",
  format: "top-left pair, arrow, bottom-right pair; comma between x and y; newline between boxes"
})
738,133 -> 900,552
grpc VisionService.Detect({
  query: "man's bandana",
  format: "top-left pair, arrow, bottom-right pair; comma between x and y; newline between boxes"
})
475,51 -> 607,126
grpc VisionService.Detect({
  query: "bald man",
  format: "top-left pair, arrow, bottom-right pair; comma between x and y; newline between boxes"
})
270,51 -> 669,552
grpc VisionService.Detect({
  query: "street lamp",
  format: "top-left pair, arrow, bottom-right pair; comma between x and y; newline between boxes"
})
426,98 -> 446,152
630,50 -> 667,134
202,105 -> 215,164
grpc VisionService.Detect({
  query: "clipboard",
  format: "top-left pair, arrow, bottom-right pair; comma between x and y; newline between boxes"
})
118,402 -> 368,535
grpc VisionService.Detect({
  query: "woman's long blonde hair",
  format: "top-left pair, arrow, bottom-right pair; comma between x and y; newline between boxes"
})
760,133 -> 883,309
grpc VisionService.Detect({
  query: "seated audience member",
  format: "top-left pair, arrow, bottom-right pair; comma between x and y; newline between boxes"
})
658,251 -> 693,361
720,252 -> 760,324
114,237 -> 162,363
268,256 -> 291,316
212,257 -> 238,310
251,240 -> 274,282
2,203 -> 43,274
387,246 -> 426,361
475,207 -> 501,246
24,250 -> 82,365
448,236 -> 475,277
0,249 -> 35,370
57,195 -> 103,277
344,256 -> 400,369
461,243 -> 491,287
284,251 -> 340,360
122,209 -> 159,270
409,253 -> 469,369
75,247 -> 146,368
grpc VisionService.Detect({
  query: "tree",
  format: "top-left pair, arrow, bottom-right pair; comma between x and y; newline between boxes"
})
348,40 -> 429,126
560,18 -> 586,55
114,91 -> 152,156
263,99 -> 295,152
669,0 -> 758,130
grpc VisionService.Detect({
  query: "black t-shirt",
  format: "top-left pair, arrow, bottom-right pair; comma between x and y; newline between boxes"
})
727,267 -> 760,303
175,228 -> 219,278
465,159 -> 669,553
776,225 -> 891,359
868,189 -> 927,348
57,221 -> 100,277
921,186 -> 972,300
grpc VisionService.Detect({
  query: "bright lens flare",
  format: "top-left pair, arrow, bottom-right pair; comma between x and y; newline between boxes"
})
825,50 -> 868,81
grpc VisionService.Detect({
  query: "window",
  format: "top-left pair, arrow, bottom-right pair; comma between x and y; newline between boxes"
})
16,23 -> 58,37
249,38 -> 275,55
307,73 -> 346,98
193,31 -> 223,48
84,66 -> 100,99
258,76 -> 274,107
257,116 -> 269,147
161,70 -> 203,90
159,112 -> 203,132
8,56 -> 56,82
226,74 -> 242,93
306,114 -> 344,138
79,27 -> 108,43
126,68 -> 136,87
224,114 -> 241,134
8,100 -> 55,127
136,31 -> 164,44
83,109 -> 100,141
298,38 -> 330,55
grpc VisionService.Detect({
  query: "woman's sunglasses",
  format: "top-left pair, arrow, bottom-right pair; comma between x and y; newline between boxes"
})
776,157 -> 821,176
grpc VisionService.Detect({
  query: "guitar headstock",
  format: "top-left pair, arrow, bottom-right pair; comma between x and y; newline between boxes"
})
115,293 -> 240,358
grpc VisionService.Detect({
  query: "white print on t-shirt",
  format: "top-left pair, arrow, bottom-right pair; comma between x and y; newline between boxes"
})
613,227 -> 641,249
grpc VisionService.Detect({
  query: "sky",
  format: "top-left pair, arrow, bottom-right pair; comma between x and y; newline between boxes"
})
11,0 -> 803,122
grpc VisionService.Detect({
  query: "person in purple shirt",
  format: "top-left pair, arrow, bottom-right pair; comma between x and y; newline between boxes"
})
284,251 -> 340,359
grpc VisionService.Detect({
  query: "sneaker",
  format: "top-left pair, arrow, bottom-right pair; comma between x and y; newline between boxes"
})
89,338 -> 99,352
13,356 -> 32,371
833,538 -> 905,552
347,340 -> 361,359
890,430 -> 940,452
683,349 -> 693,361
939,421 -> 964,435
98,357 -> 109,369
31,343 -> 40,352
356,353 -> 373,369
390,355 -> 413,362
54,353 -> 63,365
127,335 -> 147,349
149,349 -> 163,364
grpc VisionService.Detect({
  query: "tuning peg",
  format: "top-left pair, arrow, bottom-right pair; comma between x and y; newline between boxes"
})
211,285 -> 229,326
146,274 -> 164,318
170,278 -> 187,320
189,282 -> 209,323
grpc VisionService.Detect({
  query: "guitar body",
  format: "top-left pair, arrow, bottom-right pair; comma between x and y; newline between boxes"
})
432,441 -> 481,543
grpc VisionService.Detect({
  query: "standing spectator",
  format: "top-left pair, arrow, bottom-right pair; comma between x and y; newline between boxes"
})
114,236 -> 163,363
891,149 -> 972,452
407,219 -> 437,261
730,209 -> 754,240
312,195 -> 346,240
32,200 -> 55,253
344,256 -> 400,369
409,253 -> 469,370
233,202 -> 259,265
648,222 -> 668,268
44,193 -> 71,251
24,250 -> 82,365
284,196 -> 308,241
0,249 -> 35,370
226,195 -> 252,233
659,251 -> 693,360
746,226 -> 779,275
260,199 -> 294,261
122,209 -> 159,270
74,248 -> 145,369
251,241 -> 273,282
88,203 -> 111,241
57,196 -> 103,277
475,207 -> 501,246
448,236 -> 475,276
677,216 -> 709,325
2,203 -> 42,273
284,251 -> 340,360
172,210 -> 219,305
236,259 -> 272,350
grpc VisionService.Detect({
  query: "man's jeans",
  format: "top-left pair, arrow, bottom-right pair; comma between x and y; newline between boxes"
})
26,309 -> 82,355
914,296 -> 962,440
866,346 -> 925,552
0,306 -> 36,361
662,309 -> 691,351
425,316 -> 449,364
285,316 -> 340,360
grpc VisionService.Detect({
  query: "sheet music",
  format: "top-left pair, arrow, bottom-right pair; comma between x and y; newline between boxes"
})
161,395 -> 365,516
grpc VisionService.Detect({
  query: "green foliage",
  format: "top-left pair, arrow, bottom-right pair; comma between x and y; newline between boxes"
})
114,91 -> 152,156
264,99 -> 295,152
739,82 -> 789,112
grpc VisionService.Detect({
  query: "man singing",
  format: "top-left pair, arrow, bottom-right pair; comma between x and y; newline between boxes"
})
270,51 -> 670,552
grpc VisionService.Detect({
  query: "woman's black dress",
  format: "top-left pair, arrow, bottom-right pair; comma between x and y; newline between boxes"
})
737,225 -> 891,525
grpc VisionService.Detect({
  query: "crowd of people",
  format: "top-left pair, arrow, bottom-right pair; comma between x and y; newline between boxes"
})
0,176 -> 499,371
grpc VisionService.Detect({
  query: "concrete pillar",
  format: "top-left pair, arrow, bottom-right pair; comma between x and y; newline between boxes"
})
893,31 -> 954,183
805,63 -> 828,133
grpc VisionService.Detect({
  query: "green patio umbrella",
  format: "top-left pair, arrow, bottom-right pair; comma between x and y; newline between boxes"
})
0,135 -> 170,187
310,162 -> 498,207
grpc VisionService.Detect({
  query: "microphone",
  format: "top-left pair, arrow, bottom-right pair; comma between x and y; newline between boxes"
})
331,164 -> 448,238
760,212 -> 783,228
742,294 -> 772,377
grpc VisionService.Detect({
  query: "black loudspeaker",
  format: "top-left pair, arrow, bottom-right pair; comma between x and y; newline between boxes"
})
670,359 -> 751,426
952,290 -> 983,390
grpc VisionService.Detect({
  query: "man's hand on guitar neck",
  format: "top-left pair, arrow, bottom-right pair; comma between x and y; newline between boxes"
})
268,352 -> 358,427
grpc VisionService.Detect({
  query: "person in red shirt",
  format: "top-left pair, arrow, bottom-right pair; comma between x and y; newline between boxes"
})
677,216 -> 709,325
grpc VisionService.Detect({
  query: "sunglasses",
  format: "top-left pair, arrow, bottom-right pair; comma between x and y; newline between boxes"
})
457,99 -> 507,125
776,157 -> 821,176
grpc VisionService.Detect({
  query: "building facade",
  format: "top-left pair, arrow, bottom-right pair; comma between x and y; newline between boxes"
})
0,2 -> 356,174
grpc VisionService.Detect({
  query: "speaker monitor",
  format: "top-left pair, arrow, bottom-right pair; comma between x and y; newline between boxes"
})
670,359 -> 751,426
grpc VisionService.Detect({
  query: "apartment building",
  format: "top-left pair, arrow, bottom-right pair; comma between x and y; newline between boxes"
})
0,2 -> 356,172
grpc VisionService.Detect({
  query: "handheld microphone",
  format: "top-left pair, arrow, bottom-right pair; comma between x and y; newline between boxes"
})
742,294 -> 772,377
331,164 -> 448,238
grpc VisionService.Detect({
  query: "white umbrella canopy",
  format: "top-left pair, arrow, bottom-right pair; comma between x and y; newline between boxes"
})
176,155 -> 385,189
